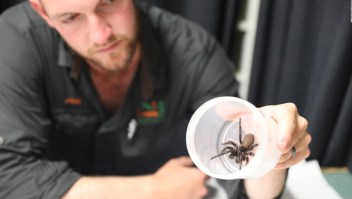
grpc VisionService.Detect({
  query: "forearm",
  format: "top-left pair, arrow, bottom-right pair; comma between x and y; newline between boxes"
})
62,176 -> 154,199
0,150 -> 81,199
63,157 -> 209,199
244,169 -> 288,199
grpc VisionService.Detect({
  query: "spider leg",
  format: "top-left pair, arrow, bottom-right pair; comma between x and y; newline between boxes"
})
229,149 -> 239,159
240,153 -> 248,170
239,118 -> 243,145
222,141 -> 238,148
247,152 -> 255,156
239,154 -> 243,170
235,152 -> 241,163
210,147 -> 233,160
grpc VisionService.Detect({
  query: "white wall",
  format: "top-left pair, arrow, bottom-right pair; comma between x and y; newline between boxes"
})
234,0 -> 261,100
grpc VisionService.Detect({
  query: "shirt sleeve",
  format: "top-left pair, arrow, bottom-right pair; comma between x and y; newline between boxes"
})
211,179 -> 248,199
0,11 -> 80,199
188,33 -> 240,110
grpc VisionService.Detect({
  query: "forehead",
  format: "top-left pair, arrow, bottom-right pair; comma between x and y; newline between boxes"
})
41,0 -> 104,15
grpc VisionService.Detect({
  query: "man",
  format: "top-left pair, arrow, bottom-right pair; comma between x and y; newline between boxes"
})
0,0 -> 311,198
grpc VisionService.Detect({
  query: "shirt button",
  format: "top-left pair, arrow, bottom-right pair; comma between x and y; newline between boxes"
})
0,136 -> 4,146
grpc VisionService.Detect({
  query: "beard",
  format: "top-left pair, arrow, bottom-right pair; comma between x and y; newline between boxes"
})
85,33 -> 139,72
85,1 -> 140,72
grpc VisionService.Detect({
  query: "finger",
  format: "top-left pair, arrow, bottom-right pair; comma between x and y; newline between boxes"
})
199,186 -> 209,199
294,132 -> 312,152
174,156 -> 194,166
293,116 -> 309,142
278,132 -> 311,163
264,103 -> 298,151
187,166 -> 210,182
279,131 -> 311,162
197,171 -> 210,182
275,146 -> 310,170
280,115 -> 308,155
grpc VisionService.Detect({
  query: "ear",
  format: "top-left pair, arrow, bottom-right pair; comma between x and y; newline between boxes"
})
29,0 -> 55,27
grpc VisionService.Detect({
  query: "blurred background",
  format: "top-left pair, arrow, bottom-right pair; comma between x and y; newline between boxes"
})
1,0 -> 351,171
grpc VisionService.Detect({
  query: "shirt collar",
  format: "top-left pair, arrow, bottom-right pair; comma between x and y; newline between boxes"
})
138,5 -> 169,93
57,39 -> 73,68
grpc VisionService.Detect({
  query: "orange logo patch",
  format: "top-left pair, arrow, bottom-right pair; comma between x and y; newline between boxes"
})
137,100 -> 159,118
64,97 -> 82,105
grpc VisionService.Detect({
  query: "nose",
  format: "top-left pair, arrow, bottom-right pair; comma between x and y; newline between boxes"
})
87,14 -> 112,45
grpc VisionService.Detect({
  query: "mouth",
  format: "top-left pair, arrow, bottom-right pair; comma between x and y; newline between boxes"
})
95,40 -> 120,53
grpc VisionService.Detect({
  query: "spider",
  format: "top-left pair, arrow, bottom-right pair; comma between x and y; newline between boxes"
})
211,117 -> 259,170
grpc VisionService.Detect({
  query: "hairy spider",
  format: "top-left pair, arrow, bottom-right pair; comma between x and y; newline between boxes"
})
211,118 -> 259,170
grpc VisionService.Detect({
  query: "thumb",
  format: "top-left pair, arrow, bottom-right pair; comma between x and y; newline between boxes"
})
174,156 -> 194,167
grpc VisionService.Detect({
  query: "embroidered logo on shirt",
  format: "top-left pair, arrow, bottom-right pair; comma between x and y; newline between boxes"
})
64,97 -> 82,105
137,100 -> 166,125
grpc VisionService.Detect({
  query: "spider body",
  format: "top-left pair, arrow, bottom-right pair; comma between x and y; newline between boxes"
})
211,118 -> 259,170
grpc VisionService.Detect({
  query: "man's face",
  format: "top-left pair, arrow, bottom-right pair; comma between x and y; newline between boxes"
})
40,0 -> 139,71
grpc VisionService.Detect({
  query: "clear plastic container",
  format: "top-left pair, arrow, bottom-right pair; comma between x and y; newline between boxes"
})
186,97 -> 281,179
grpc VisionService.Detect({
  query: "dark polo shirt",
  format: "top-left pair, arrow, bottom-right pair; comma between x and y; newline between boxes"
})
0,1 -> 241,198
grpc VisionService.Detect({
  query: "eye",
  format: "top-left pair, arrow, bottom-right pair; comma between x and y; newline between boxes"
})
98,0 -> 118,13
100,0 -> 114,6
61,14 -> 80,24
